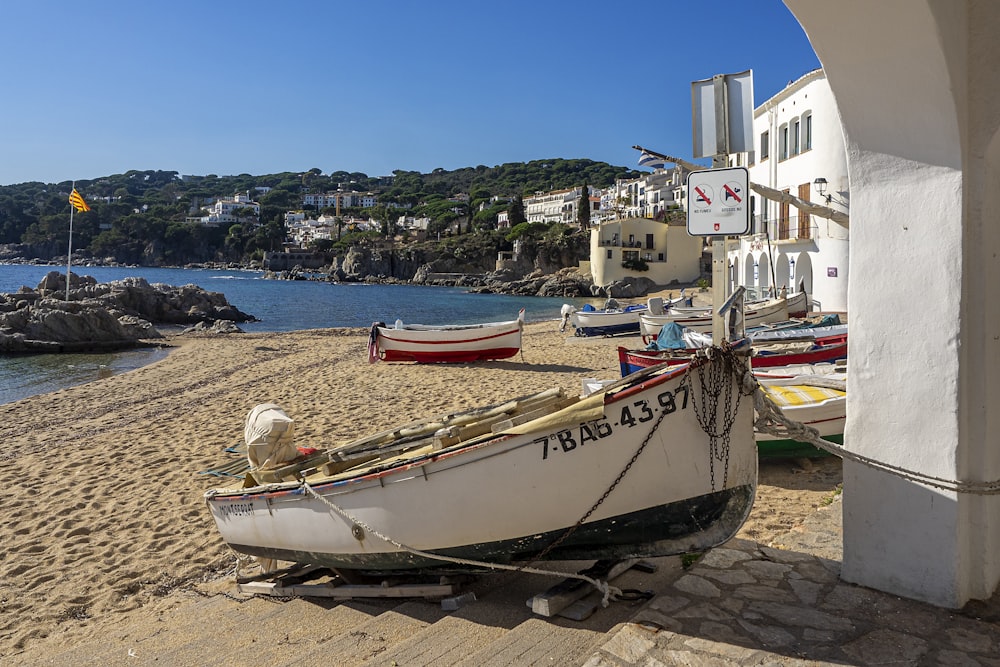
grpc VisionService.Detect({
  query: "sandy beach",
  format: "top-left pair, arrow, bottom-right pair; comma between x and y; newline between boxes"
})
0,321 -> 842,661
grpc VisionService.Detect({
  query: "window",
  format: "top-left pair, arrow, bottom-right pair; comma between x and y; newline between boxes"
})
606,249 -> 613,259
779,125 -> 789,160
792,119 -> 800,155
803,113 -> 813,151
760,130 -> 769,160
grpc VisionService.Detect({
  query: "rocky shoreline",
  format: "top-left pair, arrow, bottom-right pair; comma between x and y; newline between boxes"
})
0,270 -> 255,353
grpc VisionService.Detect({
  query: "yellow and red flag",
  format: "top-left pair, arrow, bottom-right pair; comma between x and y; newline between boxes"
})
69,188 -> 90,212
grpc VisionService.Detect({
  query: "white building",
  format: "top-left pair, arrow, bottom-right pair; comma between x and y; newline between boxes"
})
302,191 -> 379,209
727,68 -> 849,312
599,167 -> 689,222
524,186 -> 601,226
189,191 -> 261,226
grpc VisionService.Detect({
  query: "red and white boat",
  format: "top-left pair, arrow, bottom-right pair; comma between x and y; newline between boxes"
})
368,309 -> 524,363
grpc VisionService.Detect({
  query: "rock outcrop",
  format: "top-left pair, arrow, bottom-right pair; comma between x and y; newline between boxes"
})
0,271 -> 256,353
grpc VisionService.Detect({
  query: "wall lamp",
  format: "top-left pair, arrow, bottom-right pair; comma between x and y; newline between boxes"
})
813,177 -> 832,203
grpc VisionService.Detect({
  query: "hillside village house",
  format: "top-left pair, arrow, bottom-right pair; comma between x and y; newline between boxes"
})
728,68 -> 849,312
186,191 -> 261,226
524,186 -> 600,225
589,216 -> 702,287
585,166 -> 703,287
302,191 -> 379,209
599,166 -> 689,221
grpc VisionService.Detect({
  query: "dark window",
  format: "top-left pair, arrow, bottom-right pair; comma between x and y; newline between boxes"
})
760,130 -> 769,160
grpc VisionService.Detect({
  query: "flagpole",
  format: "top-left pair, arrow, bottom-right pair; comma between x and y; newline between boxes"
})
67,181 -> 74,301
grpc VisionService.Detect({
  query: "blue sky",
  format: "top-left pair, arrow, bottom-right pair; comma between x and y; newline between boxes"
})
0,1 -> 819,187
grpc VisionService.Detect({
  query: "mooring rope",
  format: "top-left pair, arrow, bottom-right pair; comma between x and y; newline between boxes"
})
753,388 -> 1000,495
300,481 -> 623,606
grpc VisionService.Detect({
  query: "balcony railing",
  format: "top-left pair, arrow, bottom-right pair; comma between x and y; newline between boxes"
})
598,239 -> 648,248
754,215 -> 818,242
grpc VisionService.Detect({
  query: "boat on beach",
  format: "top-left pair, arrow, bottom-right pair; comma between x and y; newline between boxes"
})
204,349 -> 758,572
368,310 -> 524,363
617,335 -> 847,376
755,373 -> 845,459
639,294 -> 803,341
567,302 -> 648,337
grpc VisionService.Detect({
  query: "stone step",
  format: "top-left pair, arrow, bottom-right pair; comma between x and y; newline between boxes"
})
279,600 -> 447,666
452,616 -> 610,667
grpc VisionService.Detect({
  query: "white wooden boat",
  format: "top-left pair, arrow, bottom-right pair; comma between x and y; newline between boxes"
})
368,309 -> 524,363
204,351 -> 757,572
640,296 -> 792,340
568,303 -> 647,336
754,371 -> 846,459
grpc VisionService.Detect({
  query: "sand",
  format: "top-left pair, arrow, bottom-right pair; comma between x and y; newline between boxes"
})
0,321 -> 842,659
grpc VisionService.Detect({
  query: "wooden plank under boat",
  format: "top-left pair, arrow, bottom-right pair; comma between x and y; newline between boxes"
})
204,350 -> 758,572
368,309 -> 524,363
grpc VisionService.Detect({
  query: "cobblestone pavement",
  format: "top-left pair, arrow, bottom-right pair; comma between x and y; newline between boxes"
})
585,497 -> 1000,666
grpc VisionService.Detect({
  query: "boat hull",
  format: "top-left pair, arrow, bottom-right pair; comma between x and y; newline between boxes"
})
205,358 -> 757,571
617,340 -> 847,376
639,297 -> 790,340
371,313 -> 523,363
570,308 -> 645,337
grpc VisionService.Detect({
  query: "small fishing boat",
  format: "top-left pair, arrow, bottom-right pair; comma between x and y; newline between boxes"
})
368,310 -> 524,363
617,336 -> 847,376
639,296 -> 794,341
568,302 -> 647,337
755,373 -> 845,459
204,348 -> 758,572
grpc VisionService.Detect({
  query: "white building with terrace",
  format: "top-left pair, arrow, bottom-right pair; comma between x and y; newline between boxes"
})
727,68 -> 849,312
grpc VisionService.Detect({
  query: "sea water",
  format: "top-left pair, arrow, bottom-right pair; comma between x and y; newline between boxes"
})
0,264 -> 593,404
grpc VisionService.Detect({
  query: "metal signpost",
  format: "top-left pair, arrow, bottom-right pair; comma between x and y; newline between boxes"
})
689,70 -> 754,343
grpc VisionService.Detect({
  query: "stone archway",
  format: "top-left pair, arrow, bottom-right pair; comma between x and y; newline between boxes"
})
786,0 -> 1000,608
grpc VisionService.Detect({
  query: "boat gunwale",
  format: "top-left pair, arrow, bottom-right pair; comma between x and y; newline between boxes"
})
205,361 -> 695,503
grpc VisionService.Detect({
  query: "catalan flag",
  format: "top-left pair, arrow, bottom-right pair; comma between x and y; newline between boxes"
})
69,188 -> 90,213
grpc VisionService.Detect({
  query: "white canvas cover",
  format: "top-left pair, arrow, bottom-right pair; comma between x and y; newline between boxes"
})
245,403 -> 297,470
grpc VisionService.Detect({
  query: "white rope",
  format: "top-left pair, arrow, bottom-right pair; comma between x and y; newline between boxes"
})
300,481 -> 623,606
753,389 -> 1000,495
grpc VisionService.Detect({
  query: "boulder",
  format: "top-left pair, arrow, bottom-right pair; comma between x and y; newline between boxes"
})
0,271 -> 256,353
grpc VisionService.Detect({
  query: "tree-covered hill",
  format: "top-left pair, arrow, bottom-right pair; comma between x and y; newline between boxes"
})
0,159 -> 640,267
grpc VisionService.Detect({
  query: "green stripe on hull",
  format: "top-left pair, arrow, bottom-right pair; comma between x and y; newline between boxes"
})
230,485 -> 754,572
757,434 -> 843,460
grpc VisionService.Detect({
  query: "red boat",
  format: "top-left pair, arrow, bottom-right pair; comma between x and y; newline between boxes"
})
617,335 -> 847,377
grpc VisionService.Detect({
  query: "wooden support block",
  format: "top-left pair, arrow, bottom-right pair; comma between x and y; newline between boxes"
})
528,558 -> 639,618
238,578 -> 459,600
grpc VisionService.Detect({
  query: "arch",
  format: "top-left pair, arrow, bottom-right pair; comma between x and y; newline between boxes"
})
786,0 -> 992,608
775,255 -> 791,293
743,252 -> 755,289
793,251 -> 814,296
757,253 -> 772,296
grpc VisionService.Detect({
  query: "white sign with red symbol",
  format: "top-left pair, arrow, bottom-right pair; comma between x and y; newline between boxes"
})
686,167 -> 750,236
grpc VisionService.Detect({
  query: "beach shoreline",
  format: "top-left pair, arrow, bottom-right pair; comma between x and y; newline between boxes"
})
0,321 -> 841,661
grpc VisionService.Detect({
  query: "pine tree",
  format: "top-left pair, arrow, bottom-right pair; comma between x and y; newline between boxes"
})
577,183 -> 591,231
508,195 -> 526,226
